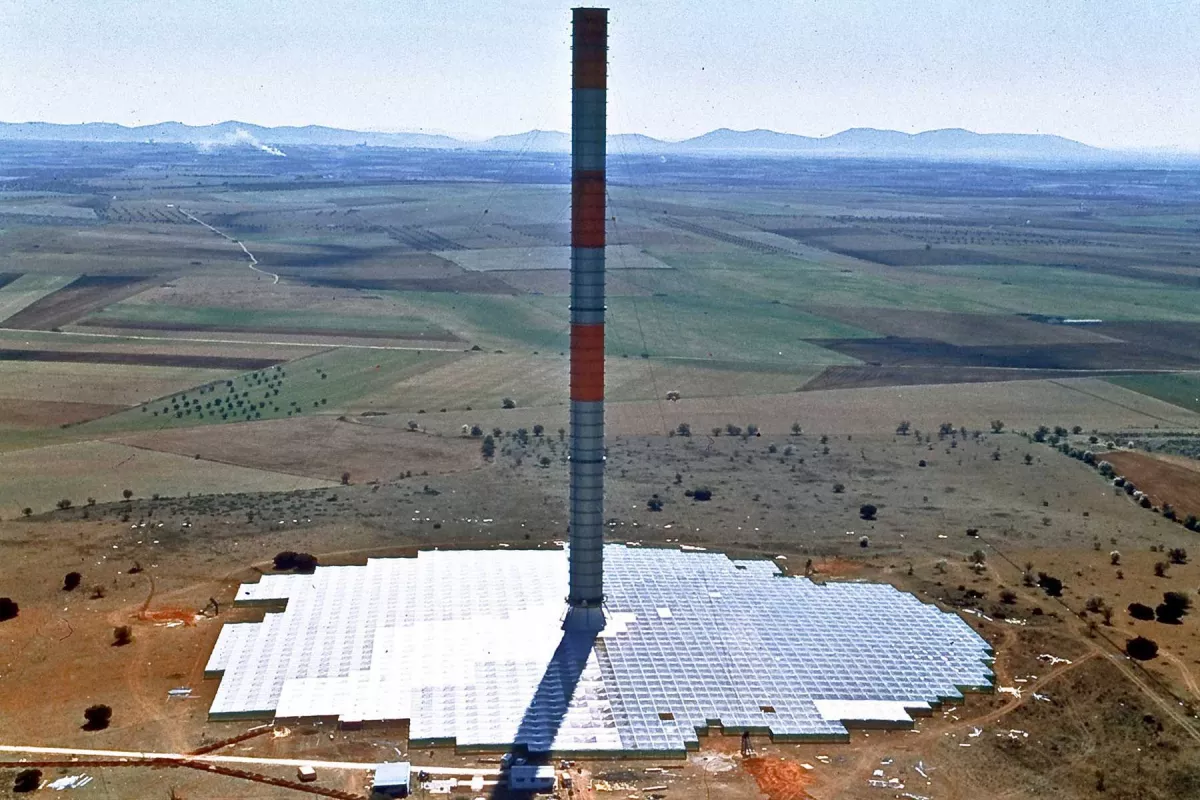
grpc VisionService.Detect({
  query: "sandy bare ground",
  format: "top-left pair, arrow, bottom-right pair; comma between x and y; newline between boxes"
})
114,417 -> 481,484
0,440 -> 333,516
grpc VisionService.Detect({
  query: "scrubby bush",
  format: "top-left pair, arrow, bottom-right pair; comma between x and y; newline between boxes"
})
82,704 -> 112,731
292,553 -> 318,573
859,536 -> 869,548
832,483 -> 845,494
1126,636 -> 1159,661
1000,589 -> 1017,604
113,625 -> 133,646
692,488 -> 713,502
13,769 -> 41,793
1110,550 -> 1121,566
646,495 -> 664,512
1169,547 -> 1188,565
0,597 -> 17,621
501,398 -> 516,409
1037,572 -> 1064,597
859,504 -> 877,521
1128,603 -> 1155,621
63,572 -> 82,592
481,435 -> 496,459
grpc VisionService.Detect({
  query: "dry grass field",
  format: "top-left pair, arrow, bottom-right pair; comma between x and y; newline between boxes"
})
115,417 -> 482,484
0,440 -> 332,517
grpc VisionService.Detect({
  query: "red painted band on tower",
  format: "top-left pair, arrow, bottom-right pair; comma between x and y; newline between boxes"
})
573,9 -> 607,89
570,323 -> 605,402
572,171 -> 606,248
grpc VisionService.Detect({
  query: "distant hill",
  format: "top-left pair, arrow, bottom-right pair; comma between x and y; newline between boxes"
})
0,120 -> 1105,160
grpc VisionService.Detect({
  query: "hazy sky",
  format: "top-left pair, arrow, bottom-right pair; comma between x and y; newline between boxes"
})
2,0 -> 1197,150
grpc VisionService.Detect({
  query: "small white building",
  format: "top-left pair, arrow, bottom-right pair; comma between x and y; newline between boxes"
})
508,765 -> 556,792
371,762 -> 411,798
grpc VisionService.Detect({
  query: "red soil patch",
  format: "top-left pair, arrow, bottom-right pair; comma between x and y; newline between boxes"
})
0,348 -> 282,370
742,757 -> 813,800
0,398 -> 124,428
811,557 -> 866,578
76,318 -> 463,343
1103,451 -> 1200,519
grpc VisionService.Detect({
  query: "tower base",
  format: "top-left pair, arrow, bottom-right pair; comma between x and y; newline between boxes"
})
562,603 -> 607,633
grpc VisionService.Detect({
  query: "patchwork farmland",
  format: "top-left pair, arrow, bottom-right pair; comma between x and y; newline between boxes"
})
2,141 -> 1200,800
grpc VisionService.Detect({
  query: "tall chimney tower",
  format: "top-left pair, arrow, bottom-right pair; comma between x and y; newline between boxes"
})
564,7 -> 608,632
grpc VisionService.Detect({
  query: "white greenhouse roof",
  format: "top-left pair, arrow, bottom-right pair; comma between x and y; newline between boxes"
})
207,545 -> 992,754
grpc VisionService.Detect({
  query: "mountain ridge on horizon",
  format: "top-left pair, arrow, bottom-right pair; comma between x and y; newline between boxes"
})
0,119 -> 1122,160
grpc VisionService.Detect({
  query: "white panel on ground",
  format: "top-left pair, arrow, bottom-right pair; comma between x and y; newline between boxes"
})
207,545 -> 993,754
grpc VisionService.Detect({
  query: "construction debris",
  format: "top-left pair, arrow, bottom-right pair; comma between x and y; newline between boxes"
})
47,775 -> 93,790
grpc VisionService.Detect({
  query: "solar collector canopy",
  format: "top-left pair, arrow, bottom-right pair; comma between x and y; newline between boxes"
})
206,545 -> 993,755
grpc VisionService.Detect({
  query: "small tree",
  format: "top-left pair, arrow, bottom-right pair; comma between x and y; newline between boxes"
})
113,625 -> 134,646
274,551 -> 299,571
1037,572 -> 1064,597
647,494 -> 664,512
340,471 -> 350,486
1110,550 -> 1121,566
501,398 -> 516,409
791,422 -> 802,435
859,536 -> 870,548
539,456 -> 551,467
1000,589 -> 1017,604
1154,561 -> 1168,578
692,487 -> 713,502
57,498 -> 73,510
122,489 -> 133,500
0,597 -> 17,621
63,572 -> 82,592
406,420 -> 419,431
1169,547 -> 1188,565
990,420 -> 1005,433
1128,602 -> 1155,621
832,483 -> 845,494
13,768 -> 41,793
481,435 -> 496,459
83,704 -> 113,731
676,422 -> 692,437
470,424 -> 484,437
533,424 -> 545,437
1163,590 -> 1191,615
896,421 -> 911,435
291,553 -> 318,574
859,504 -> 877,521
21,507 -> 32,517
1023,453 -> 1033,465
1126,636 -> 1159,661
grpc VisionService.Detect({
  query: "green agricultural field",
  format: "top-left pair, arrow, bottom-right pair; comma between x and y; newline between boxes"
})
0,273 -> 77,322
77,348 -> 461,434
395,264 -> 868,367
85,302 -> 453,339
1107,373 -> 1200,414
912,264 -> 1200,322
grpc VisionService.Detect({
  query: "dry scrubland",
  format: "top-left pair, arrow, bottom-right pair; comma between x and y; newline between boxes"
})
5,430 -> 1200,799
2,144 -> 1200,798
